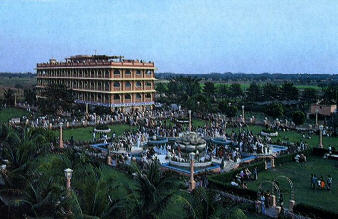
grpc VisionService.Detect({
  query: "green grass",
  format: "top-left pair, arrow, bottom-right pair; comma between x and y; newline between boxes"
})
0,107 -> 30,123
225,125 -> 337,149
55,124 -> 138,142
295,85 -> 322,91
247,156 -> 338,213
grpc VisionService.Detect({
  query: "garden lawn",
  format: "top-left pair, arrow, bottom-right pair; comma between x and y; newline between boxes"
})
0,107 -> 30,123
225,125 -> 337,149
247,156 -> 338,213
55,123 -> 137,142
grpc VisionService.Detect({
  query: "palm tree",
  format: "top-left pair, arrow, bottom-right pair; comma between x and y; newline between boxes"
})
3,88 -> 15,106
130,160 -> 185,219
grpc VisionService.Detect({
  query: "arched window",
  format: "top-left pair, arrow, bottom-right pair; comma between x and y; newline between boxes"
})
125,94 -> 131,100
146,82 -> 152,87
90,82 -> 94,89
125,82 -> 131,88
114,94 -> 120,100
136,81 -> 142,87
125,69 -> 131,75
105,82 -> 110,90
146,70 -> 152,75
105,70 -> 110,78
114,69 -> 120,75
145,93 -> 151,98
136,70 -> 141,75
136,93 -> 142,99
91,70 -> 95,78
113,82 -> 120,87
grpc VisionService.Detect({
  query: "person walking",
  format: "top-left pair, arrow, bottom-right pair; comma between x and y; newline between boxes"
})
260,194 -> 266,215
312,174 -> 317,190
327,175 -> 333,191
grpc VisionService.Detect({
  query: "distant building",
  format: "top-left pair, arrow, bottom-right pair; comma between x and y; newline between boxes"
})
36,55 -> 156,112
310,103 -> 337,116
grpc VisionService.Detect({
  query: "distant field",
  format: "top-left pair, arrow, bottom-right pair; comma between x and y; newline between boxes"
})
201,82 -> 321,91
294,85 -> 322,90
0,76 -> 36,100
201,82 -> 250,90
0,76 -> 36,88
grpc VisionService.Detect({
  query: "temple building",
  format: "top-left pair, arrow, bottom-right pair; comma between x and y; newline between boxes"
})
36,55 -> 156,112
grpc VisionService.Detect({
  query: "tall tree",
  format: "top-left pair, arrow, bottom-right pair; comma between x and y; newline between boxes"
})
302,88 -> 318,103
40,84 -> 74,114
24,88 -> 37,105
281,82 -> 299,100
263,83 -> 279,100
203,82 -> 215,97
155,83 -> 167,94
3,88 -> 15,105
217,84 -> 229,99
265,102 -> 284,118
322,85 -> 338,104
246,82 -> 262,101
229,84 -> 243,98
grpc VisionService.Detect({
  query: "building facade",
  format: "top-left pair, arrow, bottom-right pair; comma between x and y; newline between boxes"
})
36,55 -> 156,112
310,103 -> 337,116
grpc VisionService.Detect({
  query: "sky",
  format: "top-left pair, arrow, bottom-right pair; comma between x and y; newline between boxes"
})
0,0 -> 337,74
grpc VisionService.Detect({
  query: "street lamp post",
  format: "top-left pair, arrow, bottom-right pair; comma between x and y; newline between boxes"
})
59,122 -> 64,149
189,152 -> 196,191
315,109 -> 319,127
64,168 -> 73,191
242,105 -> 245,123
107,144 -> 112,166
319,125 -> 324,148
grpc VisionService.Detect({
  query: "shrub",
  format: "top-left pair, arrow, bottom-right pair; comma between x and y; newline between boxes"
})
293,203 -> 338,219
95,124 -> 109,130
265,102 -> 284,118
208,177 -> 257,200
208,161 -> 265,185
292,111 -> 306,125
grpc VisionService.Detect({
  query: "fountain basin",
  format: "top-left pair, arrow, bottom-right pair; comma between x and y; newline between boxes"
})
169,160 -> 212,168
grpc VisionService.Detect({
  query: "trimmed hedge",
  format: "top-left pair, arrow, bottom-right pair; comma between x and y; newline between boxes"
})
312,147 -> 329,157
209,161 -> 265,183
275,148 -> 313,166
95,124 -> 109,130
208,177 -> 257,200
293,203 -> 338,219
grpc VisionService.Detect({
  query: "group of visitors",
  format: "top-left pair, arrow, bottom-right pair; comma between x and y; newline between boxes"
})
231,167 -> 258,188
311,174 -> 333,191
294,153 -> 307,163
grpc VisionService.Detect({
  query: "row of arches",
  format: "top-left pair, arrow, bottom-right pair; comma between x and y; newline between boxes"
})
37,79 -> 154,91
74,92 -> 153,104
37,68 -> 154,78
